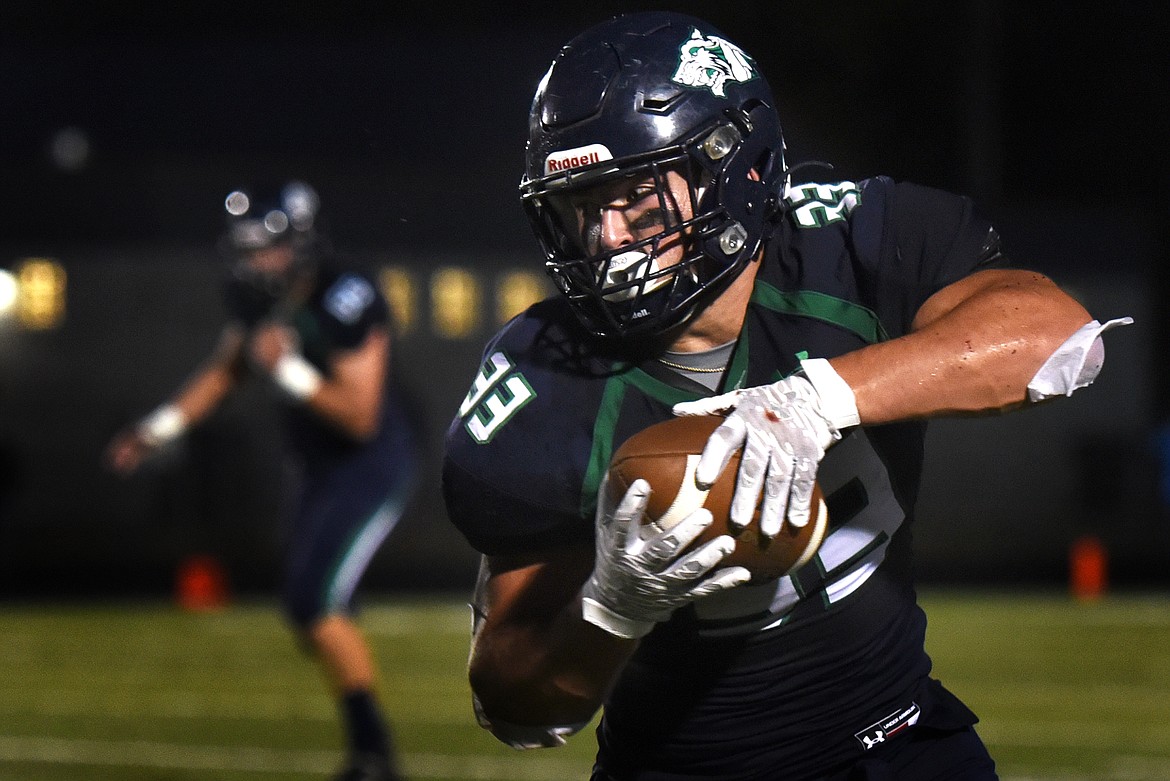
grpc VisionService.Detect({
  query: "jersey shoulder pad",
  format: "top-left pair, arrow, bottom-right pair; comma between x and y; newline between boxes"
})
319,268 -> 386,324
783,177 -> 876,230
443,298 -> 606,555
310,266 -> 388,348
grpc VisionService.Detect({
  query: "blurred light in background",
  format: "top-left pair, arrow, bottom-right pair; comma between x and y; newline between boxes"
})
47,126 -> 91,173
15,258 -> 67,330
382,266 -> 550,340
379,266 -> 417,336
0,269 -> 17,317
496,270 -> 549,325
431,267 -> 480,339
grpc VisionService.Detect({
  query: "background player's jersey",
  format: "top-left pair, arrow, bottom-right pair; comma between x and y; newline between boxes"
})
443,176 -> 1002,776
227,262 -> 418,485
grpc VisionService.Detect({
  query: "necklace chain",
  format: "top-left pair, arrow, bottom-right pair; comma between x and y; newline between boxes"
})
656,357 -> 728,374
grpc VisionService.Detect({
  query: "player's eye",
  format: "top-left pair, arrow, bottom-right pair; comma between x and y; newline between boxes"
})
626,183 -> 656,203
628,206 -> 667,232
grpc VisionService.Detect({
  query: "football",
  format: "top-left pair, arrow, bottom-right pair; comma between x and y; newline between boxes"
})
607,415 -> 829,583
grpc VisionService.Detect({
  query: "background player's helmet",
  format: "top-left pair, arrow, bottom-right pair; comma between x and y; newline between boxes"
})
223,180 -> 320,258
220,180 -> 321,320
521,12 -> 786,340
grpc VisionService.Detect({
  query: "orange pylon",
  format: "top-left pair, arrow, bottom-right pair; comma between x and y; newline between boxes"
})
175,554 -> 230,612
1069,535 -> 1107,602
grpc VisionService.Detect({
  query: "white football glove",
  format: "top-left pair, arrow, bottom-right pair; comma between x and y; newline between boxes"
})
672,360 -> 859,538
581,477 -> 751,640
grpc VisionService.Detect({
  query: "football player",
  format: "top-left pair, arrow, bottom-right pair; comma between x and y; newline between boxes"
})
442,11 -> 1131,780
105,182 -> 418,781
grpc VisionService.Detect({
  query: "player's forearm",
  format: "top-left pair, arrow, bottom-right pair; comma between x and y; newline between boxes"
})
832,269 -> 1093,424
150,327 -> 246,433
278,329 -> 388,441
267,352 -> 381,440
114,349 -> 240,464
301,381 -> 383,441
470,597 -> 637,730
171,361 -> 239,423
467,550 -> 640,743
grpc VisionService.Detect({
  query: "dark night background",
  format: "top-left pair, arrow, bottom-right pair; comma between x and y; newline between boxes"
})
0,1 -> 1166,600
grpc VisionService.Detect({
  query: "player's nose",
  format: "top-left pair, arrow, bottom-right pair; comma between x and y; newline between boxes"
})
597,207 -> 633,251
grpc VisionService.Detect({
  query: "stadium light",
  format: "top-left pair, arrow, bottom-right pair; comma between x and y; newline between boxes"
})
495,270 -> 549,326
17,258 -> 67,330
431,268 -> 481,339
379,266 -> 417,336
0,269 -> 17,317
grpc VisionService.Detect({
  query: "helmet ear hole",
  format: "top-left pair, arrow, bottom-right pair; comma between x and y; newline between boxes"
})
749,149 -> 775,181
701,125 -> 741,162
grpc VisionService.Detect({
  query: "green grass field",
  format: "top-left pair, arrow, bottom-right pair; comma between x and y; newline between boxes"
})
0,591 -> 1167,781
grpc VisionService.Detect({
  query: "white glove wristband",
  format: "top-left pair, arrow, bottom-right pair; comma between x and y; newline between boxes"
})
581,595 -> 654,640
799,358 -> 861,430
138,404 -> 188,447
273,352 -> 323,400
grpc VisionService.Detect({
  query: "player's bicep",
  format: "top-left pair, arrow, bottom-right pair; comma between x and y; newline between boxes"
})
910,267 -> 1065,334
322,326 -> 389,435
329,326 -> 389,389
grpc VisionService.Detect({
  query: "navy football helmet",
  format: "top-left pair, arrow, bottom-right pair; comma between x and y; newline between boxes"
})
220,180 -> 322,323
223,180 -> 320,255
521,12 -> 786,340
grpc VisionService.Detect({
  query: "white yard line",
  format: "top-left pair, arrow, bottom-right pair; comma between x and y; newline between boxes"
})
0,690 -> 471,725
0,735 -> 592,780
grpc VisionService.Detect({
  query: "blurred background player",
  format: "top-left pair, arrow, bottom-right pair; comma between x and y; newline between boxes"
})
442,11 -> 1131,780
104,181 -> 417,781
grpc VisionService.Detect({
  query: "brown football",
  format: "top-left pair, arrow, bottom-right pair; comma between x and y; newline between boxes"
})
607,415 -> 829,583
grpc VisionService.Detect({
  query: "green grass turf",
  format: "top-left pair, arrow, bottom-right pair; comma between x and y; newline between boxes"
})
0,591 -> 1166,780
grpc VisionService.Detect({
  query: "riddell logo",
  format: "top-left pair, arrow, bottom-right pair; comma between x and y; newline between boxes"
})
544,144 -> 613,175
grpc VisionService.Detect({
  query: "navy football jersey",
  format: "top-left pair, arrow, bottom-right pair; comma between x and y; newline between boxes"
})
227,263 -> 417,483
443,177 -> 1001,777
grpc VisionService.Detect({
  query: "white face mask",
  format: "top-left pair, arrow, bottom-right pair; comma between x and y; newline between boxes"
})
600,249 -> 671,302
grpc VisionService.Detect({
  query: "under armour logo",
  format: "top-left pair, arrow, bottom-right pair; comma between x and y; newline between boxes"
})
854,702 -> 920,750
